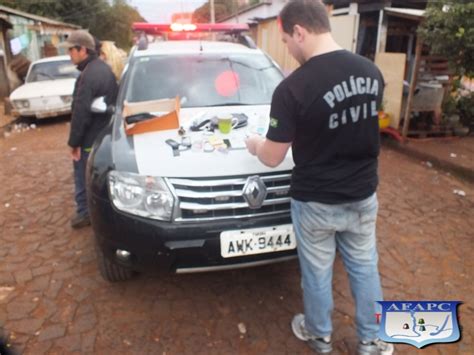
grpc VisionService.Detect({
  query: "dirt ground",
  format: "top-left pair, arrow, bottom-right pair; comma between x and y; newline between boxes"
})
403,136 -> 474,172
0,117 -> 473,354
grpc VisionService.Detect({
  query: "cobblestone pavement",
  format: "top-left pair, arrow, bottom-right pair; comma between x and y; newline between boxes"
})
0,119 -> 473,355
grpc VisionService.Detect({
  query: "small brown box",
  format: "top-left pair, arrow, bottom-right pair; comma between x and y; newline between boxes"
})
123,96 -> 180,135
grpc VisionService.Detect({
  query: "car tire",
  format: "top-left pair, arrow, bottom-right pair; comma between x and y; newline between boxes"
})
94,242 -> 134,282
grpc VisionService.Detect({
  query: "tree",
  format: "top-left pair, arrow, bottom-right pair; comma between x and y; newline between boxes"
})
418,1 -> 474,130
0,0 -> 145,50
418,1 -> 474,78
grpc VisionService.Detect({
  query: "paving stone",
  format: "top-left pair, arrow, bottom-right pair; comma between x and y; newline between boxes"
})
37,324 -> 66,342
26,275 -> 51,292
81,330 -> 97,353
0,272 -> 15,286
31,265 -> 53,277
7,318 -> 44,335
7,301 -> 38,320
45,280 -> 63,299
13,269 -> 33,284
69,313 -> 97,334
24,340 -> 53,354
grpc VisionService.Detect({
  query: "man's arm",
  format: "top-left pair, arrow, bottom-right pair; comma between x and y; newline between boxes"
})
245,134 -> 291,168
68,71 -> 95,148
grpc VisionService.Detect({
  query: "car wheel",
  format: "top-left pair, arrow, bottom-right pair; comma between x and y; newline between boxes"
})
94,241 -> 135,282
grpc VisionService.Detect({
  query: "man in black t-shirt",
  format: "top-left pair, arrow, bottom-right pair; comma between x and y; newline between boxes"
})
245,1 -> 393,354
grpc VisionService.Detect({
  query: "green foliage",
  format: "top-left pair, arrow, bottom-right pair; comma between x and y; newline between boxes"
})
0,0 -> 145,50
418,1 -> 474,78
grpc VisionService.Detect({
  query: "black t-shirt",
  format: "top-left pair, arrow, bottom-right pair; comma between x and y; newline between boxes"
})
267,50 -> 384,204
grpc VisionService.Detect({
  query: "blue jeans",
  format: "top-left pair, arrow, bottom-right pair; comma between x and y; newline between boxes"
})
73,150 -> 90,217
291,193 -> 383,342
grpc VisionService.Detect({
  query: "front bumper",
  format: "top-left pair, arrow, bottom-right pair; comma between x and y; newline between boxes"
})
90,193 -> 296,273
12,105 -> 71,118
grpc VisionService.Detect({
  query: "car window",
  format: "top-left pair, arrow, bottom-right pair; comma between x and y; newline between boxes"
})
26,60 -> 80,82
125,53 -> 284,107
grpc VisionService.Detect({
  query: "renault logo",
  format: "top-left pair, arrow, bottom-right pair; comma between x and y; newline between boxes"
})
242,176 -> 267,209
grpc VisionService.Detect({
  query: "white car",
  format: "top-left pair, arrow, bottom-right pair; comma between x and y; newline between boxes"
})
9,55 -> 79,119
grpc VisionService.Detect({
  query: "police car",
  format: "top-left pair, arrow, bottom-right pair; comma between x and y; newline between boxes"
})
87,23 -> 296,281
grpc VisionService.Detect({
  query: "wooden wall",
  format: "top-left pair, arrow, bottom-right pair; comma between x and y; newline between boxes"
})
256,18 -> 299,75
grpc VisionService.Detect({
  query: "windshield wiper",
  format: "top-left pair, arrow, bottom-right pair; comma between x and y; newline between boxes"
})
200,102 -> 250,107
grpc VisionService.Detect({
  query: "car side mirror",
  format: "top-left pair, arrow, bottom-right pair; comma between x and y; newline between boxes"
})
91,96 -> 115,114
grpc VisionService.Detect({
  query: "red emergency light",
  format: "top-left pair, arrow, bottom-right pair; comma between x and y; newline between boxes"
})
132,22 -> 249,34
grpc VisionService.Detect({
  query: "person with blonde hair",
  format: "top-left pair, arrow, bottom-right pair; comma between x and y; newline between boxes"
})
99,41 -> 124,81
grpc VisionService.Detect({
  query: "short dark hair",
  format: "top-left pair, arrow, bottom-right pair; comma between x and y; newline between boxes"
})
279,0 -> 331,35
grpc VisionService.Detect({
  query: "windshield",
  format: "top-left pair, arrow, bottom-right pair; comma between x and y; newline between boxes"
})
125,53 -> 284,107
26,60 -> 79,82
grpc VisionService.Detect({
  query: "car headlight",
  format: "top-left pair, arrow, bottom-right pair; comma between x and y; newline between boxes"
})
108,171 -> 175,221
13,99 -> 30,109
60,95 -> 73,104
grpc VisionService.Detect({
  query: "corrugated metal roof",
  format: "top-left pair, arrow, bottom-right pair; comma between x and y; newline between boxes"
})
0,5 -> 80,29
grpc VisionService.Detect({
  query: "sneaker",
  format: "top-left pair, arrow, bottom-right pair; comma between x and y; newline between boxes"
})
70,214 -> 91,229
291,314 -> 332,354
358,339 -> 394,355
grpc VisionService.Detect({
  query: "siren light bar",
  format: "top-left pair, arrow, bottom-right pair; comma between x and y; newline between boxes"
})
132,22 -> 249,34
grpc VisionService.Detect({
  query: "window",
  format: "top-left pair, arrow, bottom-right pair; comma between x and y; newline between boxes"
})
126,53 -> 283,107
27,60 -> 79,82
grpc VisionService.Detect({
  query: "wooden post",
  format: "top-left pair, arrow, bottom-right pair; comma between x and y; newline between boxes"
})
402,38 -> 423,140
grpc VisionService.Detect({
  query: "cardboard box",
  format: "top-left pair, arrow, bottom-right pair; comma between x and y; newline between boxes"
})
123,96 -> 180,135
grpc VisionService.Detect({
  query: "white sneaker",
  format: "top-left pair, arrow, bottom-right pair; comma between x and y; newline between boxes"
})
358,338 -> 394,355
291,314 -> 332,354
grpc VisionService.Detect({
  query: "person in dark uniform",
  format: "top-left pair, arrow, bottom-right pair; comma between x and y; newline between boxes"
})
59,30 -> 118,229
245,1 -> 393,354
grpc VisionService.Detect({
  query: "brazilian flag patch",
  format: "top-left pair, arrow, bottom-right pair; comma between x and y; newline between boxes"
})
270,117 -> 278,128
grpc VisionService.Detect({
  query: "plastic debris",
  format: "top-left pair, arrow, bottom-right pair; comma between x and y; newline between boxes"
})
238,322 -> 247,334
453,189 -> 466,197
450,153 -> 457,158
426,161 -> 433,168
10,147 -> 17,151
4,203 -> 10,208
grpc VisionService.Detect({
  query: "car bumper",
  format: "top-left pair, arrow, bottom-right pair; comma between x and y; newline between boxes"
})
12,106 -> 71,118
90,193 -> 296,273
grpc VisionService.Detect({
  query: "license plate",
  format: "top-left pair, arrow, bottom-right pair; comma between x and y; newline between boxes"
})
220,224 -> 296,258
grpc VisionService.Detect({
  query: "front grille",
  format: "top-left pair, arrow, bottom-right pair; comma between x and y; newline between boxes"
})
167,171 -> 292,222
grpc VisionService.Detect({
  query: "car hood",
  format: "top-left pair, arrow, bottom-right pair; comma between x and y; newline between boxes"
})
113,105 -> 294,178
9,79 -> 76,100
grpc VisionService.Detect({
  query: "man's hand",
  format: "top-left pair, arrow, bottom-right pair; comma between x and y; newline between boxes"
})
71,147 -> 81,161
245,134 -> 292,168
245,134 -> 264,156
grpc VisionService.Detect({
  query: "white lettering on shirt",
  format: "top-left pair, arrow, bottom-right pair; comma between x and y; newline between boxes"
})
334,85 -> 345,102
324,92 -> 336,109
350,106 -> 360,122
329,113 -> 339,129
328,100 -> 378,129
323,77 -> 380,109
